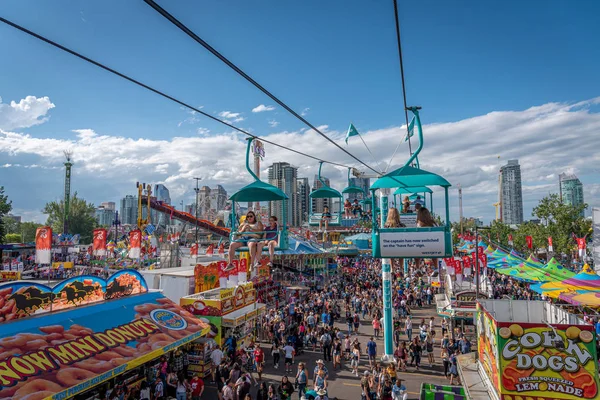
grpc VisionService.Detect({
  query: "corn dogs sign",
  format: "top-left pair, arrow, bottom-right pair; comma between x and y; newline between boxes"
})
498,322 -> 599,400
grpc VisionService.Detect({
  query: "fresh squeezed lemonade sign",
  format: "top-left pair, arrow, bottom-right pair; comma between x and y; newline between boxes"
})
498,322 -> 599,399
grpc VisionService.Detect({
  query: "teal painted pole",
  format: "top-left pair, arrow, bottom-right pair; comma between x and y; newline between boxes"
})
380,193 -> 394,360
404,258 -> 409,276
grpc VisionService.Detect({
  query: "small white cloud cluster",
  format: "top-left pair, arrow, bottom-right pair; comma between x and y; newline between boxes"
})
0,95 -> 55,130
252,104 -> 275,113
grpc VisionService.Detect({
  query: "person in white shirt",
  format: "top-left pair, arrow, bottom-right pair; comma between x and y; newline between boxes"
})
210,345 -> 224,383
283,343 -> 295,373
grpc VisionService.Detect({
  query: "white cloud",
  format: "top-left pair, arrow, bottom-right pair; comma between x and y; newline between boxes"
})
268,120 -> 279,128
252,104 -> 275,113
301,108 -> 310,116
0,95 -> 55,130
197,127 -> 210,135
218,111 -> 241,119
3,97 -> 600,222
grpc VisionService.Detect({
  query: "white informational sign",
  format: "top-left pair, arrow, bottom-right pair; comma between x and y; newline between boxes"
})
379,231 -> 446,258
593,207 -> 600,273
399,214 -> 417,227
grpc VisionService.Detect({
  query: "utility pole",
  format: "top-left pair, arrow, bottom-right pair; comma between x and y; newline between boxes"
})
193,177 -> 202,246
458,184 -> 463,235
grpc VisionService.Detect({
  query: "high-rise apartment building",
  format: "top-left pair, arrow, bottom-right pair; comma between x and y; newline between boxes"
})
297,177 -> 310,224
500,159 -> 523,224
268,162 -> 300,226
119,195 -> 138,225
194,185 -> 228,221
210,185 -> 228,213
95,204 -> 115,227
152,184 -> 171,226
312,175 -> 331,214
559,173 -> 585,216
348,177 -> 370,200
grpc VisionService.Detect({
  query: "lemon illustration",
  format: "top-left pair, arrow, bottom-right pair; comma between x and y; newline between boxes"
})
509,324 -> 524,337
566,326 -> 581,340
499,327 -> 512,339
579,330 -> 593,343
538,382 -> 548,391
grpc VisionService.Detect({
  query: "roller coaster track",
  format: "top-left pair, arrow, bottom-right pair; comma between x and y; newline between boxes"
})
142,196 -> 230,238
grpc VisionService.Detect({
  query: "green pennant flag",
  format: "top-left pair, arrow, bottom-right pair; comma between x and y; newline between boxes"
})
345,123 -> 360,144
404,116 -> 415,142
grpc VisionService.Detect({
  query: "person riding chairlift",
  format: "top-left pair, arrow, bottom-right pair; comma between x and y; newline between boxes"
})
344,199 -> 352,219
256,216 -> 278,268
226,211 -> 263,271
318,207 -> 332,233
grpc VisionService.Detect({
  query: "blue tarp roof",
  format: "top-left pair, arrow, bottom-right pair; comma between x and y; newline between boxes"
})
275,236 -> 325,255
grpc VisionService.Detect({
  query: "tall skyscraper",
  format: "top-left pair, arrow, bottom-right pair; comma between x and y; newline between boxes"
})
349,177 -> 370,200
119,195 -> 138,225
297,177 -> 310,224
559,173 -> 585,216
500,159 -> 523,224
210,185 -> 228,213
152,184 -> 171,226
196,186 -> 212,218
312,175 -> 331,214
268,162 -> 300,226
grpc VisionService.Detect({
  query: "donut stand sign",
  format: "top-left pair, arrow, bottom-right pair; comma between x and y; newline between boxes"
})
0,291 -> 210,400
498,322 -> 600,400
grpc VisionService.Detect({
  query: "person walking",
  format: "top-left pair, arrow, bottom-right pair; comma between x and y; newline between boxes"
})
366,337 -> 377,369
404,316 -> 412,342
295,362 -> 308,400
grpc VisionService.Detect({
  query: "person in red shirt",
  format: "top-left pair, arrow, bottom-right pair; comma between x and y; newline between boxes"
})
254,344 -> 265,381
190,374 -> 204,400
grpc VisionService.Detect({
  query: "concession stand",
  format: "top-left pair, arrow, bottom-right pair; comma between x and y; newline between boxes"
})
0,270 -> 211,400
460,299 -> 600,400
181,282 -> 266,371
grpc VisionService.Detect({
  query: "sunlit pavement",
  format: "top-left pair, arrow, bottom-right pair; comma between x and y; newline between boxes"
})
202,302 -> 451,400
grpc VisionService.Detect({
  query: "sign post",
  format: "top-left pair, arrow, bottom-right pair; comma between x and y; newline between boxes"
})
380,193 -> 394,361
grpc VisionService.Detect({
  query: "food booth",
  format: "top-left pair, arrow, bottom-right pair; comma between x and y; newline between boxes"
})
468,299 -> 600,400
0,270 -> 211,400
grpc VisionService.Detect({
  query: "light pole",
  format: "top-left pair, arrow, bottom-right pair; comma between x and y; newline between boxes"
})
475,226 -> 491,299
193,177 -> 202,247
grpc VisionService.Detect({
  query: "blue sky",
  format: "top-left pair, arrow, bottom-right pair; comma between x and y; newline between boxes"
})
1,0 -> 599,223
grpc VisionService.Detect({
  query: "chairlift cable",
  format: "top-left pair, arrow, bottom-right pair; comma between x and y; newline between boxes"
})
143,0 -> 381,175
0,16 -> 354,170
385,0 -> 413,173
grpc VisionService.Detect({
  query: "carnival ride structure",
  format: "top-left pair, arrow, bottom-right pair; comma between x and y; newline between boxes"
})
370,106 -> 453,259
229,138 -> 290,253
142,196 -> 230,238
308,162 -> 343,227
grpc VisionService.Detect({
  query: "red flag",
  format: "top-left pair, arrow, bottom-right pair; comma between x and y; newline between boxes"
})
93,228 -> 107,256
35,226 -> 52,264
548,237 -> 553,252
508,234 -> 513,246
167,234 -> 172,242
206,244 -> 214,256
577,238 -> 586,250
526,236 -> 533,249
190,243 -> 199,256
218,243 -> 225,255
129,229 -> 142,259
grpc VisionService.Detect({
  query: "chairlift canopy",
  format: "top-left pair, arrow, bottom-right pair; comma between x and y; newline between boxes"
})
310,186 -> 343,199
229,180 -> 288,202
371,165 -> 451,190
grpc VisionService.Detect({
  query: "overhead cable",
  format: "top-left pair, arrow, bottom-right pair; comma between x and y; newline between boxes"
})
143,0 -> 382,175
0,16 -> 356,170
385,0 -> 413,172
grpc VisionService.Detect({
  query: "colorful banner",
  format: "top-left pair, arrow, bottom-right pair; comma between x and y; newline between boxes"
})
93,228 -> 107,257
128,230 -> 141,259
526,235 -> 533,249
548,236 -> 554,252
52,262 -> 74,269
477,307 -> 501,393
0,270 -> 148,320
190,243 -> 199,256
498,322 -> 599,400
194,263 -> 220,293
35,226 -> 52,264
508,234 -> 514,246
0,271 -> 21,281
0,291 -> 209,400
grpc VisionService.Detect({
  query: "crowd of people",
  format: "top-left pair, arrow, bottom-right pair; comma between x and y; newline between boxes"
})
198,254 -> 472,400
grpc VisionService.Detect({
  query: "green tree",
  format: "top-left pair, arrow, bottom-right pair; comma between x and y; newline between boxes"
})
0,187 -> 13,244
21,221 -> 43,243
486,220 -> 515,248
4,233 -> 21,243
531,194 -> 591,257
2,215 -> 20,234
42,192 -> 97,244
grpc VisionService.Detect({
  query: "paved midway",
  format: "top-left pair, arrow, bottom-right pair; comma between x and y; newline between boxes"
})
203,300 -> 450,400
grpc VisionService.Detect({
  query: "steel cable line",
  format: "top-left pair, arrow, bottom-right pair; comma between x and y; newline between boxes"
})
385,0 -> 413,172
0,16 -> 356,170
143,0 -> 382,175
